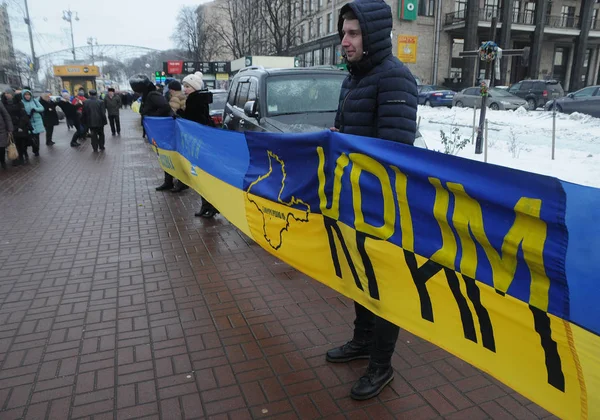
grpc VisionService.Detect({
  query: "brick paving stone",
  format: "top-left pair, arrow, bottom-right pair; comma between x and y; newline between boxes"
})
0,111 -> 550,419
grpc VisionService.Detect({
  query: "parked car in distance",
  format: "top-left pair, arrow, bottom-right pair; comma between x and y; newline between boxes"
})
544,85 -> 600,118
208,89 -> 227,127
507,79 -> 564,110
224,65 -> 428,148
453,87 -> 528,110
418,85 -> 455,107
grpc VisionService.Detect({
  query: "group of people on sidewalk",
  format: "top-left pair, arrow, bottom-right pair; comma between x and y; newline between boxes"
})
135,0 -> 418,402
0,86 -> 126,168
131,71 -> 219,219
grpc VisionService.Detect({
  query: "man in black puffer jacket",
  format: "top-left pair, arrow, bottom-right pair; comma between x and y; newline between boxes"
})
326,0 -> 418,401
82,90 -> 108,152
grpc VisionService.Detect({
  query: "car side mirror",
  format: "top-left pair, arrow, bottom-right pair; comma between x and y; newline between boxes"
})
567,93 -> 574,98
244,100 -> 258,118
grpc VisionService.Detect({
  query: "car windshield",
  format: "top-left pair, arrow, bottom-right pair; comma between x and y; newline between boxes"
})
210,92 -> 227,110
266,73 -> 346,116
489,88 -> 514,97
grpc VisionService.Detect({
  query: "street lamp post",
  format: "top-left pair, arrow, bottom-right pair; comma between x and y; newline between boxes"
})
87,37 -> 98,65
62,9 -> 79,62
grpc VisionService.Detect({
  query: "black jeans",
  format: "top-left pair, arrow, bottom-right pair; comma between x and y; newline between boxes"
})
0,147 -> 5,165
353,302 -> 400,366
89,127 -> 105,150
45,124 -> 54,144
109,115 -> 120,134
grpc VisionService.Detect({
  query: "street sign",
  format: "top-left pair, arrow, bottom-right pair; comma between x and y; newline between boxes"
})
181,61 -> 231,74
167,60 -> 183,75
400,0 -> 418,21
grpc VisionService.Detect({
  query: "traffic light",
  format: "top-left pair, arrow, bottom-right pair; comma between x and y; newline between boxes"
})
154,71 -> 168,84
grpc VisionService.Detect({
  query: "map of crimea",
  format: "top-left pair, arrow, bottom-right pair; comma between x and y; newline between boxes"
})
246,151 -> 311,251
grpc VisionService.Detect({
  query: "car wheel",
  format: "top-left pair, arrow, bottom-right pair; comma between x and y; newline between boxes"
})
425,99 -> 432,107
489,102 -> 500,111
455,101 -> 464,108
527,98 -> 537,110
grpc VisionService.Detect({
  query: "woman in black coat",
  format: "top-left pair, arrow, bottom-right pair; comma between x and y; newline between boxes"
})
39,93 -> 59,145
1,89 -> 31,165
180,72 -> 218,218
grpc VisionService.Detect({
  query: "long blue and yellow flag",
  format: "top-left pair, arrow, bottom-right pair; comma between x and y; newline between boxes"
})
144,117 -> 600,419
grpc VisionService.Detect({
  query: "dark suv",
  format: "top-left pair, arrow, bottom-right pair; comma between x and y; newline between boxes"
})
507,79 -> 564,110
223,66 -> 347,133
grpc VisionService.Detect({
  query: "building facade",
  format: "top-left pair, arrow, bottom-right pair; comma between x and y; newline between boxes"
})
198,0 -> 600,91
0,2 -> 19,86
289,0 -> 600,90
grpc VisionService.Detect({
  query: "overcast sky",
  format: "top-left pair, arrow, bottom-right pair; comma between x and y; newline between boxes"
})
7,0 -> 212,58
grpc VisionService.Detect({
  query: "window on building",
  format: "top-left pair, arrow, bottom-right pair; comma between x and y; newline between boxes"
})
455,0 -> 467,19
418,0 -> 435,17
323,46 -> 332,65
309,21 -> 313,38
592,8 -> 599,30
301,24 -> 306,42
483,0 -> 499,19
317,17 -> 323,37
318,0 -> 323,10
327,13 -> 333,33
303,0 -> 308,15
560,6 -> 576,28
314,49 -> 322,65
524,1 -> 535,25
305,51 -> 313,67
512,1 -> 521,23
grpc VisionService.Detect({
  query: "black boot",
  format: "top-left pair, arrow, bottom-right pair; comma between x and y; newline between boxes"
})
350,362 -> 394,401
156,182 -> 173,191
326,340 -> 370,363
0,161 -> 6,170
195,201 -> 219,218
171,182 -> 189,193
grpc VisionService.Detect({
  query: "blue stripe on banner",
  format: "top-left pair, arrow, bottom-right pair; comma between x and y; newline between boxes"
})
562,181 -> 600,335
144,117 -> 250,190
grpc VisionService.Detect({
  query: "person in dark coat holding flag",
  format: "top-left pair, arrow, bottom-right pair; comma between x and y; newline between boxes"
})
325,0 -> 418,401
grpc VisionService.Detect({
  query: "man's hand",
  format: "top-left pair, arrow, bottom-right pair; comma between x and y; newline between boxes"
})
330,127 -> 339,132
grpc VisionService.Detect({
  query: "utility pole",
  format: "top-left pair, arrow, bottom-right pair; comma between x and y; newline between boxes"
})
62,9 -> 79,62
87,37 -> 98,65
23,0 -> 38,87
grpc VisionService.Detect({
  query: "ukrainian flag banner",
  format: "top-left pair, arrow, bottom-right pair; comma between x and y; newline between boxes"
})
144,117 -> 600,419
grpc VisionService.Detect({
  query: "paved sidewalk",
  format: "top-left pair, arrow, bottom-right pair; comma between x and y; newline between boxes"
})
0,111 -> 555,419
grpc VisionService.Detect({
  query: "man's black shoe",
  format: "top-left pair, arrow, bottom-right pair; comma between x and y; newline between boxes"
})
326,341 -> 370,363
350,363 -> 394,401
70,142 -> 80,147
171,183 -> 189,193
155,183 -> 174,191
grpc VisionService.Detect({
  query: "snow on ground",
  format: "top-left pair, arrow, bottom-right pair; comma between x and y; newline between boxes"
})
417,105 -> 600,188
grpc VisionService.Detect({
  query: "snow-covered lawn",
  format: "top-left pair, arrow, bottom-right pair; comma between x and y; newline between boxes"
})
417,106 -> 600,188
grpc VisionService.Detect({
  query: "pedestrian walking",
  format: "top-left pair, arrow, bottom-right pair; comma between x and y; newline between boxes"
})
325,0 -> 418,401
21,89 -> 45,157
39,92 -> 59,146
129,74 -> 174,191
1,88 -> 30,165
180,72 -> 218,218
82,89 -> 107,152
56,92 -> 82,147
104,88 -> 122,136
0,99 -> 13,169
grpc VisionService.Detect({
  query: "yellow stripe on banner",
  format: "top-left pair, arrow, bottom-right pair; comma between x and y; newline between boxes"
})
243,192 -> 596,419
154,148 -> 251,237
153,145 -> 600,419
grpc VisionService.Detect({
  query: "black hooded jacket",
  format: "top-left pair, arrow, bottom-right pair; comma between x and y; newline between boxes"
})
334,0 -> 418,145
